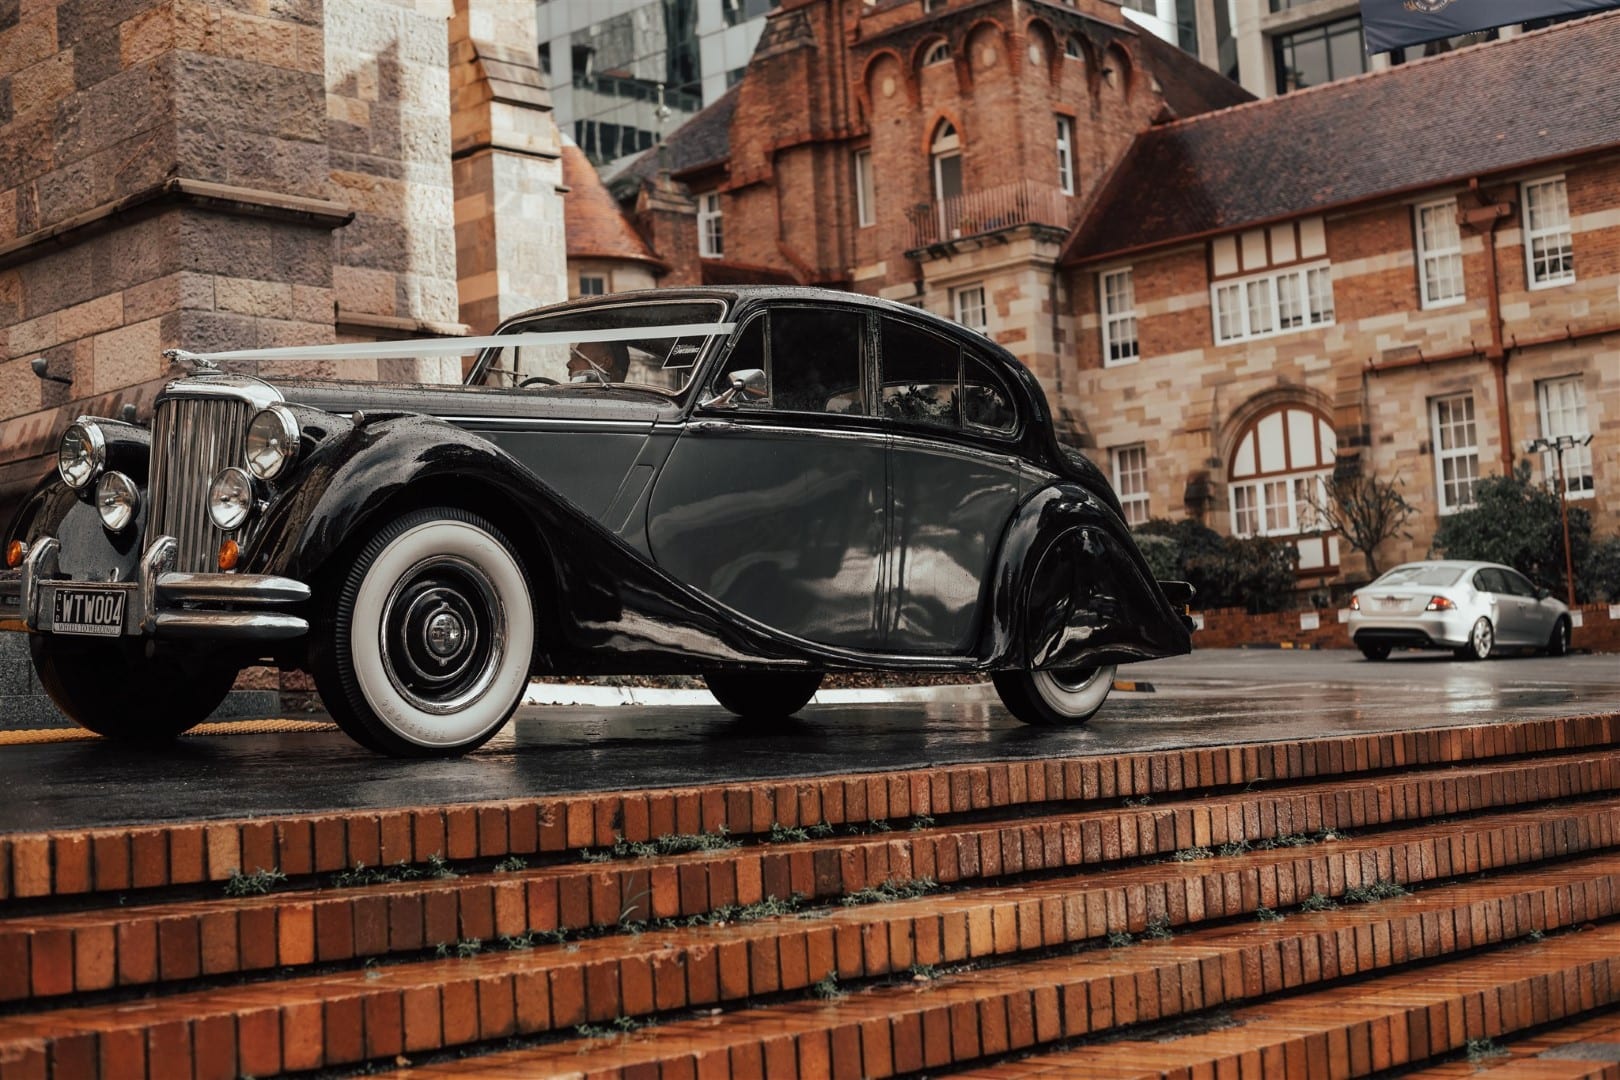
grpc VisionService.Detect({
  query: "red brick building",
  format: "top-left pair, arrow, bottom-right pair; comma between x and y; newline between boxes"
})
593,1 -> 1618,585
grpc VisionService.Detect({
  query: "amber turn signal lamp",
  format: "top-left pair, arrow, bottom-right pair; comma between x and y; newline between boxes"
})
4,541 -> 24,568
218,540 -> 240,571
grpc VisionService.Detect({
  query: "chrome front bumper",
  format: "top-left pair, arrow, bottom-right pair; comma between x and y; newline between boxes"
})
0,535 -> 310,641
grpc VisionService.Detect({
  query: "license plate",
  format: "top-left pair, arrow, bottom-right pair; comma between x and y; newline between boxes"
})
1377,597 -> 1407,611
51,587 -> 129,637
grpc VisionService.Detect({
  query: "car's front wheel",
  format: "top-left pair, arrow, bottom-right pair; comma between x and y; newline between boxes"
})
993,664 -> 1117,727
1454,617 -> 1494,661
1545,617 -> 1572,657
703,671 -> 823,719
31,637 -> 238,743
312,508 -> 534,756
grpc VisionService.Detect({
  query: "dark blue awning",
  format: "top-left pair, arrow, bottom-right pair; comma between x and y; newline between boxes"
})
1360,0 -> 1620,52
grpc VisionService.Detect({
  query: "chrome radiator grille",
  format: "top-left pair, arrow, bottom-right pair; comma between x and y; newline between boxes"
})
147,397 -> 252,572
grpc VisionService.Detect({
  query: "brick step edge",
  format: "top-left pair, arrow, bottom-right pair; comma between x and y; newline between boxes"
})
357,875 -> 1620,1079
7,713 -> 1620,903
1399,1008 -> 1620,1078
8,843 -> 1620,1080
7,789 -> 1620,1004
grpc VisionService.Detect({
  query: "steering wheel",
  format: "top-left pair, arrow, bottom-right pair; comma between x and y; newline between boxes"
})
519,376 -> 558,388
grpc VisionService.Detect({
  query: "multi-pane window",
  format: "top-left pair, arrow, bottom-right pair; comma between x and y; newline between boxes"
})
698,193 -> 723,259
723,0 -> 777,26
1523,176 -> 1575,287
1415,199 -> 1465,307
1056,115 -> 1075,196
854,150 -> 875,228
1100,268 -> 1138,366
1112,444 -> 1150,526
1227,405 -> 1339,571
954,284 -> 987,334
1272,16 -> 1367,93
1431,393 -> 1480,513
923,40 -> 950,65
578,275 -> 605,296
1211,265 -> 1333,344
1537,376 -> 1594,499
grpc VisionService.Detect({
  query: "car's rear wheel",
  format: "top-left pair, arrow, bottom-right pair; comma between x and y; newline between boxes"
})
30,637 -> 238,743
703,671 -> 823,718
1454,617 -> 1494,661
993,664 -> 1117,727
312,508 -> 534,757
1545,617 -> 1572,657
1358,644 -> 1391,661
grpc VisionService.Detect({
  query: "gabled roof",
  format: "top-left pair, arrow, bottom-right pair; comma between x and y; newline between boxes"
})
1131,30 -> 1253,120
614,84 -> 741,194
561,139 -> 663,266
1064,11 -> 1620,265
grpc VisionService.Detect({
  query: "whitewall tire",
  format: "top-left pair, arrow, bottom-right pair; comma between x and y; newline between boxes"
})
315,508 -> 533,756
993,663 -> 1117,727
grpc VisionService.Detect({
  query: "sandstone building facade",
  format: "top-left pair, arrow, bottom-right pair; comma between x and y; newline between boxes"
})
598,2 -> 1616,584
0,0 -> 566,524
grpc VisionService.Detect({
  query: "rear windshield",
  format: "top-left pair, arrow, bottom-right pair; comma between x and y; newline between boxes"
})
1372,564 -> 1466,587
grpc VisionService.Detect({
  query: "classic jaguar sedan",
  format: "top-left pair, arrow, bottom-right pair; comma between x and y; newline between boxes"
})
0,288 -> 1193,756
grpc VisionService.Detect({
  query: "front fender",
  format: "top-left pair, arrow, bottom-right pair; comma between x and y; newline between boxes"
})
243,413 -> 551,584
984,483 -> 1193,670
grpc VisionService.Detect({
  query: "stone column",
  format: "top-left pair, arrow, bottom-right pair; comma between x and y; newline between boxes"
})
449,0 -> 567,336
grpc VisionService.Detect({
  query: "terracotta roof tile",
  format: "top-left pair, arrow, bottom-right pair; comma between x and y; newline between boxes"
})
1065,11 -> 1620,264
562,140 -> 661,265
1132,31 -> 1253,120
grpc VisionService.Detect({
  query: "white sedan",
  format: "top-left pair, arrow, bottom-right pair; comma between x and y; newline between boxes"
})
1348,560 -> 1572,661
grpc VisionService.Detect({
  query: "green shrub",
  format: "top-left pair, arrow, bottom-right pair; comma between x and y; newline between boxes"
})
1135,518 -> 1299,613
1431,462 -> 1606,601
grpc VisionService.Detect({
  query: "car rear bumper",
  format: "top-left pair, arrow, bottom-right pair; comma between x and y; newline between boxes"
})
0,535 -> 310,642
1349,611 -> 1473,650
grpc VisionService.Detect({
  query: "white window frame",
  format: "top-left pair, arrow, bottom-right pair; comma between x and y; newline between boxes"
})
1522,176 -> 1575,289
1210,262 -> 1334,345
953,284 -> 987,335
1414,198 -> 1465,308
1056,115 -> 1075,196
923,40 -> 951,65
1537,376 -> 1594,500
1100,267 -> 1138,367
1112,444 -> 1150,526
698,192 -> 723,259
1430,393 -> 1480,514
578,274 -> 606,296
854,149 -> 875,228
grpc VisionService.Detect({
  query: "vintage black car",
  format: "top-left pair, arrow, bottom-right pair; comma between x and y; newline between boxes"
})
0,287 -> 1192,755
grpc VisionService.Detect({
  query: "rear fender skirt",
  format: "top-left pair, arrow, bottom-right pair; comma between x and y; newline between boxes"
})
984,483 -> 1193,670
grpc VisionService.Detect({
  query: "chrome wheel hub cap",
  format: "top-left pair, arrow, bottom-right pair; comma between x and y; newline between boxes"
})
379,555 -> 506,715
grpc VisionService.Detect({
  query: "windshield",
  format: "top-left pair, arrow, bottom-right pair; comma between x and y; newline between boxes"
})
1372,564 -> 1467,587
470,299 -> 728,395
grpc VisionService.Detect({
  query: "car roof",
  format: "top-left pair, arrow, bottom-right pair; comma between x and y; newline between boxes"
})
1382,560 -> 1512,574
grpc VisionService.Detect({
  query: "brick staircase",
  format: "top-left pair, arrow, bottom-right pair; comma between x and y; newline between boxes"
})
6,715 -> 1620,1078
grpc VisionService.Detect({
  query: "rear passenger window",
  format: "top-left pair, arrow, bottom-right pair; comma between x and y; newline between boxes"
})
1474,569 -> 1507,593
963,354 -> 1015,432
880,318 -> 959,429
769,308 -> 866,414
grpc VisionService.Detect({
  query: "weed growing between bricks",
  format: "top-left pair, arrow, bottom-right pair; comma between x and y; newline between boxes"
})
221,868 -> 286,896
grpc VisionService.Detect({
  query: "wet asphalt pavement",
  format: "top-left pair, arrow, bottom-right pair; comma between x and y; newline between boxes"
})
4,649 -> 1619,834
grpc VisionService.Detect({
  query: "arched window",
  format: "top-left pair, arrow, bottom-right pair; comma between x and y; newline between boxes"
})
923,40 -> 951,66
1228,405 -> 1340,571
1064,37 -> 1084,61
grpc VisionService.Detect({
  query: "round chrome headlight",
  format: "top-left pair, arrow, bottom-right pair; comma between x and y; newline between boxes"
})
245,405 -> 299,480
208,467 -> 254,531
95,472 -> 140,532
57,422 -> 106,490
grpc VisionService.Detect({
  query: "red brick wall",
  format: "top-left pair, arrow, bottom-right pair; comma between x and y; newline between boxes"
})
1192,604 -> 1620,653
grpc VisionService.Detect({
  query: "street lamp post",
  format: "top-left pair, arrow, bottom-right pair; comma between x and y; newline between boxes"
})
1526,433 -> 1595,608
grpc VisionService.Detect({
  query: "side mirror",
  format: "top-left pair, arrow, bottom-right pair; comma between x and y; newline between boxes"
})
699,368 -> 767,409
1535,587 -> 1551,600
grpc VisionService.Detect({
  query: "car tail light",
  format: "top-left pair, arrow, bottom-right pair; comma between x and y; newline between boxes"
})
1425,596 -> 1456,611
1349,595 -> 1360,611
